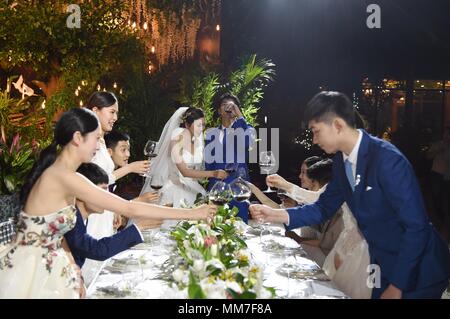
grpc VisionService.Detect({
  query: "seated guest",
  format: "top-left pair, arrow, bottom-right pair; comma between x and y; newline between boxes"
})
64,163 -> 161,282
105,130 -> 159,230
265,156 -> 328,240
257,159 -> 344,265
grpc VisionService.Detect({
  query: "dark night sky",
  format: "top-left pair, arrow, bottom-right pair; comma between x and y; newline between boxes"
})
222,0 -> 450,179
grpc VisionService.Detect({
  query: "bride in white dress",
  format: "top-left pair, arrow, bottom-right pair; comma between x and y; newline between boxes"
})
141,107 -> 227,208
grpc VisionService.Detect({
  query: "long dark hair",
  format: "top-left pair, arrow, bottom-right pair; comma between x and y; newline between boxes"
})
20,108 -> 99,205
180,107 -> 204,127
86,91 -> 118,110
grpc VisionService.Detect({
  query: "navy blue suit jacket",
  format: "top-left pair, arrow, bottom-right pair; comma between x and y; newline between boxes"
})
64,208 -> 143,268
286,131 -> 450,295
205,118 -> 255,222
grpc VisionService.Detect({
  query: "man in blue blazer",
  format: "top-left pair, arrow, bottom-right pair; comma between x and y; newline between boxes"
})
250,91 -> 450,298
205,93 -> 256,223
65,163 -> 161,268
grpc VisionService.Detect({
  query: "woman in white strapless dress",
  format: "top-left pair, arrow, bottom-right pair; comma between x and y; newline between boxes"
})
141,107 -> 227,209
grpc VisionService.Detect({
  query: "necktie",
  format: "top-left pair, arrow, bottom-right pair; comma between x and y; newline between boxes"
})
344,159 -> 355,191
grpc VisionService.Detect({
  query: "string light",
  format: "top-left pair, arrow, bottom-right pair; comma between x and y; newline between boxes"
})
148,63 -> 153,73
75,89 -> 79,96
294,129 -> 313,151
151,46 -> 155,54
103,88 -> 106,92
41,100 -> 46,109
143,22 -> 148,30
81,80 -> 87,86
77,86 -> 81,91
79,100 -> 83,107
119,88 -> 123,95
216,24 -> 220,31
97,84 -> 101,91
132,22 -> 137,29
113,82 -> 117,89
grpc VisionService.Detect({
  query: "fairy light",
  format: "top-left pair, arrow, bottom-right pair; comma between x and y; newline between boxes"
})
103,88 -> 106,92
294,129 -> 313,151
148,63 -> 153,73
79,100 -> 83,107
41,100 -> 46,109
132,22 -> 137,29
81,80 -> 87,86
151,46 -> 155,54
143,22 -> 148,30
77,86 -> 81,91
97,84 -> 101,91
119,88 -> 123,95
113,82 -> 117,89
75,89 -> 79,96
216,24 -> 220,31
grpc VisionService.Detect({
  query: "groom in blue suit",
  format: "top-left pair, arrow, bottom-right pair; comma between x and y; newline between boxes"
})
250,91 -> 450,298
205,93 -> 256,223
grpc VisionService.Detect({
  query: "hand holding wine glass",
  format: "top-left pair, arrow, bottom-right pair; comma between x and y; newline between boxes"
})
141,140 -> 157,177
259,151 -> 277,193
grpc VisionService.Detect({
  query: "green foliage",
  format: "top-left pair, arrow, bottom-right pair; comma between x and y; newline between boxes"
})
227,54 -> 276,126
178,54 -> 275,128
188,271 -> 207,299
190,73 -> 220,126
0,1 -> 141,117
0,133 -> 40,194
0,81 -> 50,146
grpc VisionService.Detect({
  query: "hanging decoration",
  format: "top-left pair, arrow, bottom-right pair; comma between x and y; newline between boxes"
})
124,0 -> 221,68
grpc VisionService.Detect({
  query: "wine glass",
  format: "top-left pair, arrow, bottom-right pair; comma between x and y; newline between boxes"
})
259,151 -> 277,192
229,177 -> 251,205
208,181 -> 232,206
142,140 -> 157,177
150,175 -> 163,193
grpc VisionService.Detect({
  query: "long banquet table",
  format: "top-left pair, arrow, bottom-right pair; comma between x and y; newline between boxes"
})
86,222 -> 348,299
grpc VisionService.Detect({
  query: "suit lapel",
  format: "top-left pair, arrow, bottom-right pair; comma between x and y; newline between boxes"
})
353,130 -> 371,211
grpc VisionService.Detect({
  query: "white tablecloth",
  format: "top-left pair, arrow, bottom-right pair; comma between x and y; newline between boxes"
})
87,223 -> 348,299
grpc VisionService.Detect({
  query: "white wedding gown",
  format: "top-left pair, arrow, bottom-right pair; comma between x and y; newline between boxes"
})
322,203 -> 372,299
289,185 -> 371,299
141,108 -> 206,212
158,127 -> 206,208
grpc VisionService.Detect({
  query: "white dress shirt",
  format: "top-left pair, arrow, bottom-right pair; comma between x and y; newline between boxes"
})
342,129 -> 363,182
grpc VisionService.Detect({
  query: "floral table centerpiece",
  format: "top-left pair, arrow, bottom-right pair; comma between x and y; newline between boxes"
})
167,205 -> 275,299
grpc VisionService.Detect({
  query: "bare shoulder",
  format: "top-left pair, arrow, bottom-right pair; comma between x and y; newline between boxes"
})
171,128 -> 190,144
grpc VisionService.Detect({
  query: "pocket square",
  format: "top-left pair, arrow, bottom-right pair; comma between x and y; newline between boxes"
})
366,186 -> 372,191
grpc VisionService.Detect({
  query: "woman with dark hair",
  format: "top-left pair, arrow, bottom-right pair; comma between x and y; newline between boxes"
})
85,91 -> 150,239
0,108 -> 216,298
141,107 -> 227,209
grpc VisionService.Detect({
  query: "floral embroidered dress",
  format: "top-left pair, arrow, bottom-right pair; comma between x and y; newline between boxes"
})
0,205 -> 79,298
